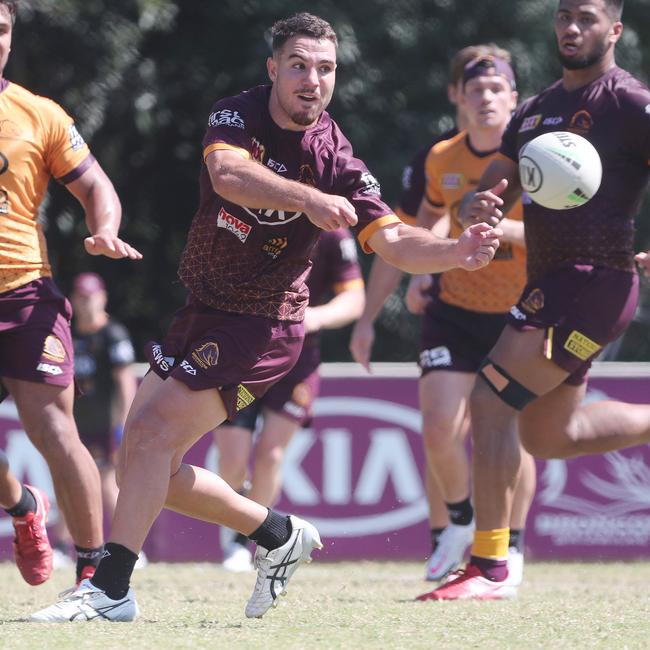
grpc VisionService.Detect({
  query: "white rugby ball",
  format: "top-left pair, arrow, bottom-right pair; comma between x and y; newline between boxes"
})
518,131 -> 602,210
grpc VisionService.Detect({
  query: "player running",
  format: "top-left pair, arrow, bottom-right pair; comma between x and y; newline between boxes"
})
30,13 -> 500,622
0,0 -> 141,588
422,0 -> 650,601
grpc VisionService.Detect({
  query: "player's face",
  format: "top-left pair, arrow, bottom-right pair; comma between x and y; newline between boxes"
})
555,1 -> 622,70
267,36 -> 336,130
460,75 -> 517,131
0,5 -> 13,76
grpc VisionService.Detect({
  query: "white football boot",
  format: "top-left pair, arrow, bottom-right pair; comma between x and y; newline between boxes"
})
505,547 -> 524,587
425,521 -> 475,581
245,515 -> 322,618
30,579 -> 139,622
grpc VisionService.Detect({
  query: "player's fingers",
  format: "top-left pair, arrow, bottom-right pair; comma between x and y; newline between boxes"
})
490,178 -> 509,196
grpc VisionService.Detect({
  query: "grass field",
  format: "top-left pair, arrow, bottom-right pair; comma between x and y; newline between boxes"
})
0,560 -> 647,649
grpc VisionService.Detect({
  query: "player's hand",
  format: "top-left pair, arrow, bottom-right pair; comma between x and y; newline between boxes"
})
459,179 -> 508,227
305,191 -> 358,231
456,222 -> 501,271
635,251 -> 650,278
405,274 -> 433,314
349,318 -> 375,373
84,232 -> 143,260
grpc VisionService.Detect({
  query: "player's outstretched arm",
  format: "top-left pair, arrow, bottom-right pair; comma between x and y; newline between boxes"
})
207,149 -> 358,231
66,161 -> 142,260
367,221 -> 501,275
349,255 -> 403,371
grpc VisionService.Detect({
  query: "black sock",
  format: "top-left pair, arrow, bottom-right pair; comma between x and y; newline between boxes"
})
509,529 -> 525,552
431,527 -> 445,551
91,542 -> 139,600
233,532 -> 250,548
248,509 -> 292,551
75,545 -> 104,582
446,497 -> 474,526
4,484 -> 37,517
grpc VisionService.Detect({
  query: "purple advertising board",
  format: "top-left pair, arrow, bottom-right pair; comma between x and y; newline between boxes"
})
1,363 -> 649,563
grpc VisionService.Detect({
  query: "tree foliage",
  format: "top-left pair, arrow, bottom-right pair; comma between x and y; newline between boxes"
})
8,0 -> 650,360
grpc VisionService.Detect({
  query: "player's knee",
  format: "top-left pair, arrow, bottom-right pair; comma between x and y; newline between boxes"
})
421,414 -> 457,456
476,358 -> 537,412
254,444 -> 285,470
27,413 -> 77,459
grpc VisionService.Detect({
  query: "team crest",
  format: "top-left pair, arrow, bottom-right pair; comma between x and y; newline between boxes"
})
521,288 -> 545,314
251,137 -> 265,163
42,335 -> 66,362
191,342 -> 220,369
298,164 -> 316,187
569,110 -> 594,135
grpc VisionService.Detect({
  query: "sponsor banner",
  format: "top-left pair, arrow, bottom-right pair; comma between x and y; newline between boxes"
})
1,365 -> 649,562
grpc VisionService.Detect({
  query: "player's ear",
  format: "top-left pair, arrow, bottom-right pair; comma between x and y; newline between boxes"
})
510,90 -> 518,110
609,20 -> 623,43
267,56 -> 277,83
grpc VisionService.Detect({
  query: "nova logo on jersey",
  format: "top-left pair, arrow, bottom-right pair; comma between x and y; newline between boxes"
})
191,342 -> 220,369
68,124 -> 86,151
519,115 -> 542,132
208,109 -> 245,130
42,336 -> 65,363
217,207 -> 252,242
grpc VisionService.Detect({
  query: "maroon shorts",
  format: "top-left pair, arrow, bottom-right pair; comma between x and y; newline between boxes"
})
0,278 -> 74,399
145,295 -> 304,421
507,265 -> 638,385
231,342 -> 321,428
419,300 -> 507,376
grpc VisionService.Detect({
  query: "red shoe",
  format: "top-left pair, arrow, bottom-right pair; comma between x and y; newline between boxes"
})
11,485 -> 53,586
416,564 -> 517,601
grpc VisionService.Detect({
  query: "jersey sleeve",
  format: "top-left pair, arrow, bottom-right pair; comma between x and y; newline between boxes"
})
500,106 -> 527,162
395,146 -> 429,225
41,98 -> 94,184
423,146 -> 445,208
106,322 -> 136,366
333,133 -> 400,253
620,85 -> 650,166
202,94 -> 254,161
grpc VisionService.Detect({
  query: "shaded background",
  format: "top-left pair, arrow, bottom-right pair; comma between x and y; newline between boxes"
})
7,0 -> 650,361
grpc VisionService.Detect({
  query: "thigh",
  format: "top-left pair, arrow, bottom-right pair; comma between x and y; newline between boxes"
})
256,408 -> 301,452
418,370 -> 476,428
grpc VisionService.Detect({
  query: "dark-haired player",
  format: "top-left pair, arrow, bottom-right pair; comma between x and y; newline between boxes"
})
423,0 -> 650,601
31,12 -> 500,621
0,0 -> 141,589
350,45 -> 535,584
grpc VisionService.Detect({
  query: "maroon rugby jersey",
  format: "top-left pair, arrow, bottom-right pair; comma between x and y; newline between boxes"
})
304,228 -> 363,349
396,128 -> 458,225
178,85 -> 397,321
501,66 -> 650,282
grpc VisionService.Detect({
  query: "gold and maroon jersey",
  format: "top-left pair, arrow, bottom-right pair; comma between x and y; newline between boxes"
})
501,66 -> 650,282
0,80 -> 94,293
179,85 -> 399,322
424,131 -> 526,313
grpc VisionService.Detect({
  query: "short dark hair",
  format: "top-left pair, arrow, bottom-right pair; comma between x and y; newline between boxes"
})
449,44 -> 512,86
604,0 -> 623,20
271,13 -> 338,53
0,0 -> 17,24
